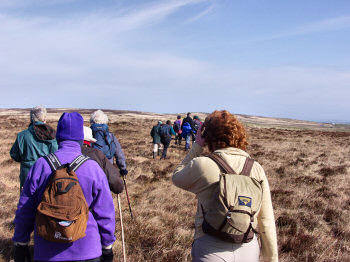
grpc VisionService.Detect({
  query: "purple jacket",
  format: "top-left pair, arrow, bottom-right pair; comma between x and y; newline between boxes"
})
13,140 -> 116,261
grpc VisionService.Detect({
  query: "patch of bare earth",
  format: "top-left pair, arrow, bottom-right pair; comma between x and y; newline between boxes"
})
0,110 -> 349,261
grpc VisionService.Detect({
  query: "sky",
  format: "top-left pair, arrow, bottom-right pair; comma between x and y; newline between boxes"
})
0,0 -> 350,123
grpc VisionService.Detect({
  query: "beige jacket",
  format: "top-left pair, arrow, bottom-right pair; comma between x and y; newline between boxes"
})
172,143 -> 278,262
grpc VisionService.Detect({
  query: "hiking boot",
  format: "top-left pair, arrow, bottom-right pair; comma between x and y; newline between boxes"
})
153,152 -> 156,159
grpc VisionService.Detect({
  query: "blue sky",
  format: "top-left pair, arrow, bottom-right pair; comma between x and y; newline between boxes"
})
1,0 -> 350,122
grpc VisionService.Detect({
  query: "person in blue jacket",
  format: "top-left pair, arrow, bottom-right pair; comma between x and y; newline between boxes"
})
13,112 -> 116,262
90,110 -> 128,177
10,105 -> 58,193
181,112 -> 194,151
160,120 -> 176,160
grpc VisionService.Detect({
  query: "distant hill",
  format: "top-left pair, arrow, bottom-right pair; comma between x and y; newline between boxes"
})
1,108 -> 350,132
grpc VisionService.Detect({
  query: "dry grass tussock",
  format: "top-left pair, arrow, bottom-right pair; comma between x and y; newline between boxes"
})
0,110 -> 350,261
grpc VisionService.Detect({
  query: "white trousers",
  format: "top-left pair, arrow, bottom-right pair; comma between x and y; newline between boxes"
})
153,143 -> 159,152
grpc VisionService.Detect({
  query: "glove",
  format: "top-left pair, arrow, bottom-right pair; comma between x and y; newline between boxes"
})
14,244 -> 31,262
101,248 -> 113,262
120,169 -> 128,176
195,123 -> 205,147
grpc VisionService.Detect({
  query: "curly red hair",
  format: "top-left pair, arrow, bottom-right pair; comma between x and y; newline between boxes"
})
202,110 -> 248,152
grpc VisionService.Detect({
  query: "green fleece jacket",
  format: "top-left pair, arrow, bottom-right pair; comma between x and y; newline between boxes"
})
150,124 -> 162,144
172,143 -> 278,262
10,121 -> 58,188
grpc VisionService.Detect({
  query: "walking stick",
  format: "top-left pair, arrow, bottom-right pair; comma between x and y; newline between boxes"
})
122,176 -> 134,219
117,194 -> 127,262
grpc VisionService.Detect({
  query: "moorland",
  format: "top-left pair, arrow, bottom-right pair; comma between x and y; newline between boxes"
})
0,109 -> 350,262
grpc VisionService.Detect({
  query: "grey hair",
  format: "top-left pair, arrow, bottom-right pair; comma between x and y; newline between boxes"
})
30,105 -> 47,122
90,110 -> 109,124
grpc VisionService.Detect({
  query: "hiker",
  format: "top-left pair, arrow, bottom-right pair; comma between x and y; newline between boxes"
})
82,126 -> 124,194
150,120 -> 162,159
192,115 -> 202,144
181,112 -> 194,150
12,112 -> 116,262
160,120 -> 176,160
90,110 -> 128,177
172,110 -> 278,262
10,105 -> 58,193
173,115 -> 182,145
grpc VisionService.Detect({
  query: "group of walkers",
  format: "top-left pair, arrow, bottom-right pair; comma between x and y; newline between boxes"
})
150,112 -> 203,160
9,106 -> 278,262
10,107 -> 128,262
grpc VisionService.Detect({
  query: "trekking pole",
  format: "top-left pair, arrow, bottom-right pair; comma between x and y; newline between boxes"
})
117,194 -> 127,262
122,176 -> 134,219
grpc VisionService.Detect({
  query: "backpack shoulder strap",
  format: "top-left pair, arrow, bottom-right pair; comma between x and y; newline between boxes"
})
44,153 -> 62,171
208,153 -> 255,176
208,153 -> 237,174
241,158 -> 255,176
68,155 -> 91,172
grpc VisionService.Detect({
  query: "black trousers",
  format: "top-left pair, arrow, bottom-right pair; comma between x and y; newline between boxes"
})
161,137 -> 171,159
175,133 -> 182,144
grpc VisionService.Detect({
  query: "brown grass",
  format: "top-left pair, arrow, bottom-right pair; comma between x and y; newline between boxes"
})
0,110 -> 350,261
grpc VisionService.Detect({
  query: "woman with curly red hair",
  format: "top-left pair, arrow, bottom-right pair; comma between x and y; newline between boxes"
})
172,110 -> 278,262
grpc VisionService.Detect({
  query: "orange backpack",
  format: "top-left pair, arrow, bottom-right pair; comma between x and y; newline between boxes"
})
35,153 -> 90,243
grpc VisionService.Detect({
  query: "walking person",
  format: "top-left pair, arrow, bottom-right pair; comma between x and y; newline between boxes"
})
172,110 -> 278,262
13,112 -> 116,262
181,112 -> 194,151
173,115 -> 182,145
160,120 -> 176,160
90,110 -> 128,177
192,115 -> 202,144
82,126 -> 124,194
10,105 -> 58,193
150,120 -> 162,159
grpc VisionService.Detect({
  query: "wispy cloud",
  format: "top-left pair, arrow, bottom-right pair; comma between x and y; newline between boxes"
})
110,0 -> 209,32
184,2 -> 216,24
255,14 -> 350,42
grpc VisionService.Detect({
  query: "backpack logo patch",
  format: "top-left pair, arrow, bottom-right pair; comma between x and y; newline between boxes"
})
54,231 -> 72,241
238,196 -> 252,207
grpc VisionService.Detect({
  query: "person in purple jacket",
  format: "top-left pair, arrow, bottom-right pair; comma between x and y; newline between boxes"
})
12,112 -> 116,262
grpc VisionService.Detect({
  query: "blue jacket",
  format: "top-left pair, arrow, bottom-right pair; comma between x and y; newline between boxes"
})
181,122 -> 192,138
91,124 -> 127,171
13,140 -> 116,261
161,124 -> 176,138
109,132 -> 127,170
10,121 -> 58,188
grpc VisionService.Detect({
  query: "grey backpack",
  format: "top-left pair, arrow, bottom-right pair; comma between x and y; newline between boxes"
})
202,153 -> 263,243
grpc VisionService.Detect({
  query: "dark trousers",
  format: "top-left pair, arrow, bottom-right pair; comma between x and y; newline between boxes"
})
161,137 -> 171,159
175,133 -> 182,144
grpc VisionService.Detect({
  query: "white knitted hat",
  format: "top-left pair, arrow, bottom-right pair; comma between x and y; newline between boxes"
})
83,126 -> 97,143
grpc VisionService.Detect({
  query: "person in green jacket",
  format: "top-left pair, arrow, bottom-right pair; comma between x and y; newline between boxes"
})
150,120 -> 162,159
10,105 -> 58,192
